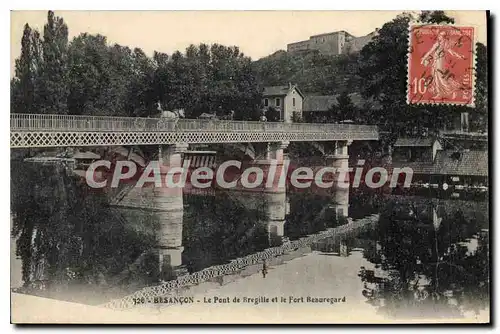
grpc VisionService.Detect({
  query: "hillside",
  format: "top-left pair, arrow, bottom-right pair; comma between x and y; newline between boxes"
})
252,49 -> 362,95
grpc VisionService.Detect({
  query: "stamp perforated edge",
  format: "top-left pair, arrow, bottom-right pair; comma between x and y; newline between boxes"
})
406,22 -> 478,108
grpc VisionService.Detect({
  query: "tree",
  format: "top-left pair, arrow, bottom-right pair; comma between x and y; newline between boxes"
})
357,11 -> 487,140
153,43 -> 260,119
161,50 -> 194,113
419,10 -> 455,24
327,92 -> 358,123
126,48 -> 157,117
358,13 -> 416,138
11,24 -> 34,114
11,24 -> 43,114
67,34 -> 144,116
266,106 -> 281,122
38,11 -> 69,114
292,111 -> 303,123
67,33 -> 112,115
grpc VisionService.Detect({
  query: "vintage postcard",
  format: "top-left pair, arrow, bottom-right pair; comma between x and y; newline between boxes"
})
10,10 -> 489,324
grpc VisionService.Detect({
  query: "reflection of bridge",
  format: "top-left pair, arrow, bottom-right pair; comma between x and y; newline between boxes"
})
103,210 -> 380,310
112,185 -> 351,283
10,114 -> 378,148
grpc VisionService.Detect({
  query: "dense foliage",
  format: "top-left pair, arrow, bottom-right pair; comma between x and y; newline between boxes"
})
11,11 -> 261,119
253,50 -> 361,95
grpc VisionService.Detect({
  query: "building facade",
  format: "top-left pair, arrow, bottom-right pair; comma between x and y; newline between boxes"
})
391,137 -> 488,190
262,84 -> 304,123
393,138 -> 442,163
287,30 -> 378,56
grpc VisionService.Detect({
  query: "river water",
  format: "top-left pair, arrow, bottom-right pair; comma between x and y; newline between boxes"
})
10,160 -> 490,321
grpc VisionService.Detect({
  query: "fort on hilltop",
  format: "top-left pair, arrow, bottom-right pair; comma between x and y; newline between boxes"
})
287,29 -> 378,56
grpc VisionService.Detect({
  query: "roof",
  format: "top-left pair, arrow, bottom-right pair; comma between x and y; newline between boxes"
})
310,30 -> 354,39
441,131 -> 488,142
288,39 -> 309,46
303,95 -> 337,112
109,146 -> 146,167
184,151 -> 217,154
394,138 -> 435,147
262,85 -> 304,98
24,157 -> 75,164
74,151 -> 101,159
303,93 -> 381,112
434,150 -> 488,176
392,150 -> 488,177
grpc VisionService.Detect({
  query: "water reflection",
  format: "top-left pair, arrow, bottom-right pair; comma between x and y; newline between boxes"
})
10,159 -> 489,318
356,196 -> 489,318
182,191 -> 271,272
10,161 -> 155,304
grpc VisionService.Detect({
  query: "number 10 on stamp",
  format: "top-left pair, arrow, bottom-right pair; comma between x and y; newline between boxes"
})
407,24 -> 476,107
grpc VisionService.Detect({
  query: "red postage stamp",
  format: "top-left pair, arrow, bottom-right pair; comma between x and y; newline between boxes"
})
407,24 -> 476,107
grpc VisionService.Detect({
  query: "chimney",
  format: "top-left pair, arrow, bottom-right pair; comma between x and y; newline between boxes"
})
288,82 -> 292,89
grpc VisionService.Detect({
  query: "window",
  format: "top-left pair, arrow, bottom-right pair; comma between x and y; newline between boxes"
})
276,98 -> 281,107
264,98 -> 269,107
293,98 -> 296,107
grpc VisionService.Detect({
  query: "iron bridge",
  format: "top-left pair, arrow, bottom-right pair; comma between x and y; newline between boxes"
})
10,114 -> 379,148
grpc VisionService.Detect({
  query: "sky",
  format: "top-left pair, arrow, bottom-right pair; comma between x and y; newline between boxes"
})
10,10 -> 487,77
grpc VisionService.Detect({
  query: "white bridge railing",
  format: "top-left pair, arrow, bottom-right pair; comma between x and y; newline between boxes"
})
11,113 -> 378,134
10,114 -> 379,147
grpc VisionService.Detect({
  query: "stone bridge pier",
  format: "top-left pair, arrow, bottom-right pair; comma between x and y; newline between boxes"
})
329,186 -> 350,220
264,191 -> 287,239
153,143 -> 189,275
228,190 -> 288,243
111,204 -> 186,281
244,141 -> 289,164
115,143 -> 189,211
265,141 -> 290,164
154,143 -> 189,210
155,207 -> 184,272
324,140 -> 352,169
324,140 -> 352,186
112,143 -> 190,279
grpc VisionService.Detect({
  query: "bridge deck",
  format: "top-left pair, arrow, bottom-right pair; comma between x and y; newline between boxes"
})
10,114 -> 379,148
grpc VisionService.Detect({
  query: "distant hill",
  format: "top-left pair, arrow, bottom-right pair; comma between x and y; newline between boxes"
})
252,49 -> 362,96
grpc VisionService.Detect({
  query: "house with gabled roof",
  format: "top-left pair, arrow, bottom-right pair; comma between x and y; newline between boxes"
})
262,83 -> 304,123
393,138 -> 442,163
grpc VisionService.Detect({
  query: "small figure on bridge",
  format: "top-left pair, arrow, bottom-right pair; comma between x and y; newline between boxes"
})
198,112 -> 218,120
198,108 -> 234,120
221,110 -> 235,120
262,260 -> 268,278
259,110 -> 267,122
